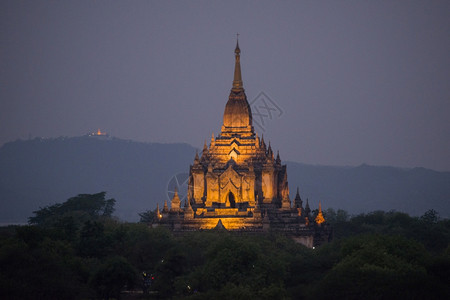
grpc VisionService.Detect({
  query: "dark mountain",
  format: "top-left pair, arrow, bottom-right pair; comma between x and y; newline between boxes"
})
0,137 -> 449,223
286,162 -> 450,217
0,136 -> 196,223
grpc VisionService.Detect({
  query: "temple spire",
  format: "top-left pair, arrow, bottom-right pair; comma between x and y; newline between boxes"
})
231,35 -> 244,92
156,203 -> 161,219
194,150 -> 199,163
315,201 -> 325,225
171,187 -> 181,211
305,198 -> 311,216
267,142 -> 274,159
222,36 -> 253,132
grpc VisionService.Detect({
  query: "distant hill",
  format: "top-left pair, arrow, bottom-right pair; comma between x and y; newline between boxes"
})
0,136 -> 196,223
287,162 -> 450,218
0,136 -> 449,223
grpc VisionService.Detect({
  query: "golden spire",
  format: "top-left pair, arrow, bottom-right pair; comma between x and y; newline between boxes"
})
194,150 -> 199,161
201,140 -> 208,160
222,35 -> 253,132
231,34 -> 244,92
315,201 -> 325,225
171,187 -> 181,211
156,203 -> 162,219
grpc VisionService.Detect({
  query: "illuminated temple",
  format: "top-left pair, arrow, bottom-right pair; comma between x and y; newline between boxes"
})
153,41 -> 331,247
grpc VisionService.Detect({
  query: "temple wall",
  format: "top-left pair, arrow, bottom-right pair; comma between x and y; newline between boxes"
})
291,235 -> 314,248
242,174 -> 256,205
184,217 -> 262,230
153,42 -> 331,249
193,172 -> 204,203
205,172 -> 219,205
262,169 -> 275,202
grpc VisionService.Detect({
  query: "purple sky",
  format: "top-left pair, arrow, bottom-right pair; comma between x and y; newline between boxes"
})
1,1 -> 449,171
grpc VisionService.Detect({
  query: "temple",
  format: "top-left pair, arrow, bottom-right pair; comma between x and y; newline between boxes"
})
153,40 -> 331,247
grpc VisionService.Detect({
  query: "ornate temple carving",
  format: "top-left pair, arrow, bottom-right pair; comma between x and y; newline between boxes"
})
153,40 -> 331,247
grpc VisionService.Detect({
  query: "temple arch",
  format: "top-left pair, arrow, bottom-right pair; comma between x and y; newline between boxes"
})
226,192 -> 236,208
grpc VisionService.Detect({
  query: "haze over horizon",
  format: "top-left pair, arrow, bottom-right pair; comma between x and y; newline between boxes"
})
2,1 -> 450,171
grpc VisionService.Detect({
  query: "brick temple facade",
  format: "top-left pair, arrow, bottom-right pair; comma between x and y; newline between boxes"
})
153,40 -> 331,247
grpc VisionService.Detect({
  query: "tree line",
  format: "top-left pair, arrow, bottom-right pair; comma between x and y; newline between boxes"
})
0,192 -> 449,299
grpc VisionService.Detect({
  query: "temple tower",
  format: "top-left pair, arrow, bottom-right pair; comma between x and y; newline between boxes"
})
186,40 -> 289,211
154,39 -> 330,247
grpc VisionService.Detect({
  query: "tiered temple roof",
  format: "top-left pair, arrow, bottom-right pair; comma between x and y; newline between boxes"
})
153,39 -> 331,247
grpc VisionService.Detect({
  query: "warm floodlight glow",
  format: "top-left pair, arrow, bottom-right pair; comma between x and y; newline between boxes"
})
315,202 -> 325,225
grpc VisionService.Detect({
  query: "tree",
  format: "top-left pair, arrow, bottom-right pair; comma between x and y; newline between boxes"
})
78,220 -> 110,258
28,192 -> 116,227
90,256 -> 137,300
420,209 -> 440,224
138,210 -> 155,223
0,237 -> 84,300
311,234 -> 434,299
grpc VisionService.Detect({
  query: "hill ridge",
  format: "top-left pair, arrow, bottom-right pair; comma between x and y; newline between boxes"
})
1,136 -> 449,223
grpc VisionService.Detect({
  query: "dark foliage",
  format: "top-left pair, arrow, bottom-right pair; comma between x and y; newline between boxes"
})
1,201 -> 449,299
138,210 -> 156,223
29,192 -> 115,227
90,256 -> 136,300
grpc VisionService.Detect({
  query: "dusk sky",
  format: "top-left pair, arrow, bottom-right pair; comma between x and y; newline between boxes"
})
1,1 -> 449,171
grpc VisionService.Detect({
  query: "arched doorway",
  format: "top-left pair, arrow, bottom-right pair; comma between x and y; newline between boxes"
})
228,192 -> 236,208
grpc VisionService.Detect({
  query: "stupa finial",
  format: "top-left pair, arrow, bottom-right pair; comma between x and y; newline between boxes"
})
232,34 -> 243,92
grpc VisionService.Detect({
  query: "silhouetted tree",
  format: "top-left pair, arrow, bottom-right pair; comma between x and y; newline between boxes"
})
2,207 -> 449,300
28,192 -> 116,227
138,210 -> 155,223
311,234 -> 437,299
420,209 -> 440,224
